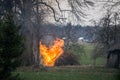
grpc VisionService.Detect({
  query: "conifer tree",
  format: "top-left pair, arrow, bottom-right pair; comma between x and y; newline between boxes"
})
0,13 -> 24,80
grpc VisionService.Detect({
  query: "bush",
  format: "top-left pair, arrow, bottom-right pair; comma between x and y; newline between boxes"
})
55,51 -> 79,66
55,43 -> 84,66
64,43 -> 85,57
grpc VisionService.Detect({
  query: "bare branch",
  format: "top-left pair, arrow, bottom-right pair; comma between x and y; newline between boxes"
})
55,0 -> 62,11
34,1 -> 61,22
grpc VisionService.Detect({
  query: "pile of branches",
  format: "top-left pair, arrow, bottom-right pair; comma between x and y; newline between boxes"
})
55,51 -> 79,66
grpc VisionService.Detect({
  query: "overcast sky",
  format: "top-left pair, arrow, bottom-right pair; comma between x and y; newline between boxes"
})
47,0 -> 118,26
59,0 -> 107,26
83,1 -> 106,26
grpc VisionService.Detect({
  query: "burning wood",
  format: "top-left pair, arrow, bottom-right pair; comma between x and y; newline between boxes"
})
40,37 -> 64,67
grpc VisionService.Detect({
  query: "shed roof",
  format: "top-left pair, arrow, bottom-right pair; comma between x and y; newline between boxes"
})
109,44 -> 120,51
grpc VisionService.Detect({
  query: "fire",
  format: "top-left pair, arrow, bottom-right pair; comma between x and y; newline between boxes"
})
40,38 -> 64,67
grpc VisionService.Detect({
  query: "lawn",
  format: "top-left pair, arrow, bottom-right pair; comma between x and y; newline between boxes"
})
17,66 -> 120,80
16,43 -> 120,80
77,43 -> 106,65
80,43 -> 95,65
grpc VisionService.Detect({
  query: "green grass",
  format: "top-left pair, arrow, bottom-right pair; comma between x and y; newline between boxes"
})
80,43 -> 95,65
16,66 -> 120,80
15,43 -> 119,80
72,43 -> 107,65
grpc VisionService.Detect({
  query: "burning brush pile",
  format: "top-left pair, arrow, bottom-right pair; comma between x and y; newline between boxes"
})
40,35 -> 78,67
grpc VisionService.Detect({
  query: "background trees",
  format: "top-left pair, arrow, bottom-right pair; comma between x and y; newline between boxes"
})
92,0 -> 120,65
0,0 -> 94,66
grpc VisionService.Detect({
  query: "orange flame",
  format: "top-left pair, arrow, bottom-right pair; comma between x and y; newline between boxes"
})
40,38 -> 64,67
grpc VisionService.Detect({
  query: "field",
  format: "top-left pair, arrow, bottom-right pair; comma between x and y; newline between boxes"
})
73,43 -> 106,65
17,66 -> 120,80
16,43 -> 120,80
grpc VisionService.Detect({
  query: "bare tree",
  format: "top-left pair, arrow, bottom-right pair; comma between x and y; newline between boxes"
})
92,0 -> 120,64
0,0 -> 94,67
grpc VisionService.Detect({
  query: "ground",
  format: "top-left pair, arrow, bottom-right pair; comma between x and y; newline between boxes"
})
78,43 -> 106,65
16,66 -> 120,80
15,43 -> 119,80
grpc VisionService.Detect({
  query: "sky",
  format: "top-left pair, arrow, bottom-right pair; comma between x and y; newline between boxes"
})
57,0 -> 107,26
83,1 -> 106,26
46,0 -> 118,26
